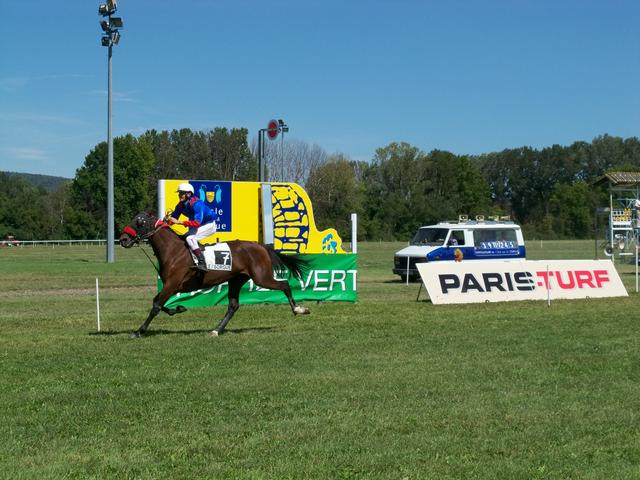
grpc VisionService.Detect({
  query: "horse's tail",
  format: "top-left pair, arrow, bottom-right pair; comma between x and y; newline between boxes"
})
266,245 -> 308,280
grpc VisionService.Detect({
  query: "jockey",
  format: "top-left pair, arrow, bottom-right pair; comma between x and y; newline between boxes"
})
165,182 -> 217,271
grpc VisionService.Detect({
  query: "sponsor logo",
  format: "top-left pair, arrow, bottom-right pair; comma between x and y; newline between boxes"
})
203,269 -> 359,294
297,269 -> 358,292
479,240 -> 517,249
439,269 -> 611,294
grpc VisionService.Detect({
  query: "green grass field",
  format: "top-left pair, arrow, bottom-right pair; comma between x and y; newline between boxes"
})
1,241 -> 639,479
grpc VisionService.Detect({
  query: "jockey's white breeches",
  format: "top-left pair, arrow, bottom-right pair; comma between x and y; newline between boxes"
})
185,222 -> 217,250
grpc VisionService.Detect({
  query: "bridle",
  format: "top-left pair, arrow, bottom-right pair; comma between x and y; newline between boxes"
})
122,215 -> 166,244
121,215 -> 168,274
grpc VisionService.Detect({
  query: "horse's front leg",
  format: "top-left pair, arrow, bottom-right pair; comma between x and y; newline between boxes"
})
130,287 -> 178,338
130,303 -> 161,338
161,305 -> 187,316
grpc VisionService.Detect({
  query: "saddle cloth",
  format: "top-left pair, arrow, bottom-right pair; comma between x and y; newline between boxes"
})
192,242 -> 232,271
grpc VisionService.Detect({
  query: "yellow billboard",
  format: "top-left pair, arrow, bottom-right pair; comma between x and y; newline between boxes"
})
158,179 -> 345,254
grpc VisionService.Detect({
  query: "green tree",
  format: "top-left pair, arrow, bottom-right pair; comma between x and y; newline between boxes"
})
426,150 -> 493,221
545,181 -> 605,239
0,172 -> 50,239
67,134 -> 154,238
207,127 -> 255,181
362,142 -> 429,240
476,136 -> 640,235
361,144 -> 492,240
142,127 -> 256,209
44,181 -> 72,239
141,129 -> 177,180
142,127 -> 256,182
305,155 -> 363,237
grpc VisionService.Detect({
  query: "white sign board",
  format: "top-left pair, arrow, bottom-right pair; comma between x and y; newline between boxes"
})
417,260 -> 627,305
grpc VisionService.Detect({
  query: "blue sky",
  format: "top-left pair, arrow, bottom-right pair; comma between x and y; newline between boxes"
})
1,0 -> 638,178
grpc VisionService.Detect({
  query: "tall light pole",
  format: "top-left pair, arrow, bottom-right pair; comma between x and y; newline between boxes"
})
99,0 -> 123,263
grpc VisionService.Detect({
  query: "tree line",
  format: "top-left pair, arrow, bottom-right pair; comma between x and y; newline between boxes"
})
1,130 -> 638,242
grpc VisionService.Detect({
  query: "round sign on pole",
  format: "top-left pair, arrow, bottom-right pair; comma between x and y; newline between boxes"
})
266,119 -> 279,140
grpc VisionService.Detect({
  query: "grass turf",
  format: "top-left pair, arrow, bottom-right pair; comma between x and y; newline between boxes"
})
0,241 -> 638,479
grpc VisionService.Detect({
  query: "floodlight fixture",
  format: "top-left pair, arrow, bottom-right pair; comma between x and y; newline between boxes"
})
111,31 -> 121,45
110,17 -> 123,28
101,35 -> 111,46
99,0 -> 117,16
100,20 -> 109,32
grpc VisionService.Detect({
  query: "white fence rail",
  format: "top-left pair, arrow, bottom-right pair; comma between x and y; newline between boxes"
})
2,239 -> 118,247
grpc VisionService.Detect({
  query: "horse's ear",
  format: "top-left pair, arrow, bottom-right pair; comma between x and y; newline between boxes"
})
145,208 -> 156,217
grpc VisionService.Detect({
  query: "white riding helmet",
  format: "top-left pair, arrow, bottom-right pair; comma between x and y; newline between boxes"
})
176,182 -> 195,194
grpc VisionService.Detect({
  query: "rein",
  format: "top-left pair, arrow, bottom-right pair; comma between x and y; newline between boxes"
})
142,218 -> 166,241
126,218 -> 169,275
140,245 -> 161,275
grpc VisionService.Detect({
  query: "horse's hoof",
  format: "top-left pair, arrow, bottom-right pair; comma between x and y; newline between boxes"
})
294,306 -> 310,315
129,331 -> 141,339
209,330 -> 219,337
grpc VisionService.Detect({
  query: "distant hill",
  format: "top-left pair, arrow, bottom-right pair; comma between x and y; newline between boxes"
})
1,171 -> 71,192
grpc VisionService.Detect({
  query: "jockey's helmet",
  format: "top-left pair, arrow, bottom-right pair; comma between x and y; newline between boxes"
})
176,183 -> 195,194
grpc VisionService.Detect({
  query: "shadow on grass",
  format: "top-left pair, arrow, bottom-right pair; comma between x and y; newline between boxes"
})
89,326 -> 277,337
384,279 -> 421,284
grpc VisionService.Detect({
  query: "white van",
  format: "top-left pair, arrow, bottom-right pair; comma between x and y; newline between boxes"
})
393,216 -> 526,281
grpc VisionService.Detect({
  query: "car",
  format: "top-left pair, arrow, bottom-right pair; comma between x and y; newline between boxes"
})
393,216 -> 526,281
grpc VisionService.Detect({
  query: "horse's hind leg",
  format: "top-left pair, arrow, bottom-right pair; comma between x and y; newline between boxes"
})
280,280 -> 310,315
210,275 -> 249,336
253,275 -> 310,316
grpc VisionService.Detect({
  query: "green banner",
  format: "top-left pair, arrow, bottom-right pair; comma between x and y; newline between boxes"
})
160,254 -> 357,308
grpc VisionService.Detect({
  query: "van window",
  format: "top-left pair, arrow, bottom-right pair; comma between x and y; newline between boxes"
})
448,230 -> 465,246
474,229 -> 517,249
411,228 -> 448,246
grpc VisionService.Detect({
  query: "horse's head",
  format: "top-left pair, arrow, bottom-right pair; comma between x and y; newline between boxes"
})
119,211 -> 158,248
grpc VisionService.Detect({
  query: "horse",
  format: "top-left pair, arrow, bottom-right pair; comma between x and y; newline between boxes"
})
119,211 -> 310,338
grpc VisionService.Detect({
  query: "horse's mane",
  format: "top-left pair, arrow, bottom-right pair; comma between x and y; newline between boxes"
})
149,219 -> 190,252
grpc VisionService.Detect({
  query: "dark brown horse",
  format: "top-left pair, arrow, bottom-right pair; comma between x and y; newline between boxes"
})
119,211 -> 310,338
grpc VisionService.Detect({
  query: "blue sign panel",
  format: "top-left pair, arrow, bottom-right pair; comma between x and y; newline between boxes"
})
190,180 -> 232,232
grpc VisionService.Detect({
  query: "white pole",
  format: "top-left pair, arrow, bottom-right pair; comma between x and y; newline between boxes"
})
406,257 -> 410,286
351,213 -> 358,254
96,278 -> 101,332
546,264 -> 551,307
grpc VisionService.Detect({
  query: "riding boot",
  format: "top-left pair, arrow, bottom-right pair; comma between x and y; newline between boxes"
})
194,250 -> 208,272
